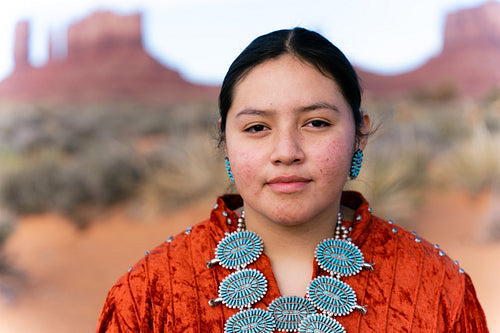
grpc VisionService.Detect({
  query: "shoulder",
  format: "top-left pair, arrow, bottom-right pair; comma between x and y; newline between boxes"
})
368,214 -> 467,290
126,217 -> 217,281
364,214 -> 473,329
97,217 -> 220,331
100,194 -> 241,307
342,191 -> 466,285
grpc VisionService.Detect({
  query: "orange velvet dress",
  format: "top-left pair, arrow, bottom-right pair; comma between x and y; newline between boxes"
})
96,191 -> 489,332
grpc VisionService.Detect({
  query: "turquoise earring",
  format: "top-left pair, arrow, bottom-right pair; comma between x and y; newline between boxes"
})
225,156 -> 235,183
349,149 -> 363,180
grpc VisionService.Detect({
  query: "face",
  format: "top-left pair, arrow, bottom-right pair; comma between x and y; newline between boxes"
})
225,54 -> 365,226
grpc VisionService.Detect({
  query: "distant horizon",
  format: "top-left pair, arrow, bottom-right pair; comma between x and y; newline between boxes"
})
0,0 -> 496,85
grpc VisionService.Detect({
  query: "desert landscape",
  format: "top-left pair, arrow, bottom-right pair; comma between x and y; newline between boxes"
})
0,2 -> 499,332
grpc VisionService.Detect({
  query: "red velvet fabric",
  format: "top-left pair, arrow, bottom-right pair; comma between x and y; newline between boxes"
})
96,191 -> 489,332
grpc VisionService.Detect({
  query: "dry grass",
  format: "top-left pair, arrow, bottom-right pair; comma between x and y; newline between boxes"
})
132,130 -> 229,216
432,122 -> 500,192
0,102 -> 222,223
347,94 -> 500,226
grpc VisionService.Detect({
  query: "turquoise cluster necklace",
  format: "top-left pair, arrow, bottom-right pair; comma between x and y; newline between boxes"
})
207,208 -> 373,333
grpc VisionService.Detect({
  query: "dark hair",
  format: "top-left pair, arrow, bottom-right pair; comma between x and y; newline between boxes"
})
218,27 -> 363,143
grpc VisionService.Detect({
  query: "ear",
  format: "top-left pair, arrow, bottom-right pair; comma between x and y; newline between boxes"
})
358,111 -> 371,150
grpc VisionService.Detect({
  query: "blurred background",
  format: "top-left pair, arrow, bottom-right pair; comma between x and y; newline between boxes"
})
0,0 -> 499,332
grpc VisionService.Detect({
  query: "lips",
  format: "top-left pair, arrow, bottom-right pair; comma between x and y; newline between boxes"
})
267,175 -> 311,193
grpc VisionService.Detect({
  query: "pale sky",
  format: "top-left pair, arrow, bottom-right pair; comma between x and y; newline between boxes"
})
0,0 -> 495,84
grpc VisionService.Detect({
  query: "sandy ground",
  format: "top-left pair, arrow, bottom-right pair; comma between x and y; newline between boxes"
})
0,190 -> 498,333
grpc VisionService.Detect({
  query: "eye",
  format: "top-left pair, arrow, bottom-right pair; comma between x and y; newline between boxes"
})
307,119 -> 331,128
245,124 -> 267,133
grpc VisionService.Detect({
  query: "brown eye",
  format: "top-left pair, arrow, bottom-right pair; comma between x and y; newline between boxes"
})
309,120 -> 330,128
246,125 -> 266,132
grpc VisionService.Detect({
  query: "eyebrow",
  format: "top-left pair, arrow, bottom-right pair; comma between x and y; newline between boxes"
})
301,102 -> 340,113
235,102 -> 339,118
235,108 -> 272,118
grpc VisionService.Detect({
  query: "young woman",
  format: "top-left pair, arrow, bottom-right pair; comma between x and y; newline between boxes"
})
97,28 -> 488,332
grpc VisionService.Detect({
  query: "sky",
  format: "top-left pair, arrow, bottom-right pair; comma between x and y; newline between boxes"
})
0,0 -> 496,85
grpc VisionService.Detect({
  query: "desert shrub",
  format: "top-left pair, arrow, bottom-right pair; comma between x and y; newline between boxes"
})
0,213 -> 14,272
0,101 -> 222,223
432,121 -> 500,192
0,209 -> 20,302
0,102 -> 218,154
356,97 -> 500,221
345,142 -> 428,227
0,143 -> 145,223
134,130 -> 228,214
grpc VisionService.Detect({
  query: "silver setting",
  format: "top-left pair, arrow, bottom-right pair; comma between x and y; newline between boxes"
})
208,297 -> 223,307
391,227 -> 398,233
206,258 -> 220,268
361,262 -> 375,272
354,304 -> 368,315
414,237 -> 421,243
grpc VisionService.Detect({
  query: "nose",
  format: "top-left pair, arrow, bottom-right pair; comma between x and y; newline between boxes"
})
270,129 -> 305,165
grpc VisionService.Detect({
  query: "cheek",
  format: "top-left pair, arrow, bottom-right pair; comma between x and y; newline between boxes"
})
229,148 -> 265,190
313,140 -> 353,180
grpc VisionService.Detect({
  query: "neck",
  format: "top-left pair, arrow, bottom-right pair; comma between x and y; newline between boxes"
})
242,205 -> 342,296
245,211 -> 337,261
241,202 -> 358,256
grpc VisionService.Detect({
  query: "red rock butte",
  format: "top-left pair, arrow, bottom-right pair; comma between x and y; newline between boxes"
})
0,11 -> 219,104
357,0 -> 500,100
0,2 -> 499,104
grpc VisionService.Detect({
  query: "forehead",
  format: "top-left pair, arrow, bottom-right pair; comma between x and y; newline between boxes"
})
230,54 -> 349,112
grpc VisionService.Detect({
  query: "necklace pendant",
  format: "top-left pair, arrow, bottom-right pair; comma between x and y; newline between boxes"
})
215,230 -> 264,270
219,269 -> 268,309
315,238 -> 371,277
307,276 -> 359,316
267,296 -> 316,332
224,308 -> 275,333
297,313 -> 346,333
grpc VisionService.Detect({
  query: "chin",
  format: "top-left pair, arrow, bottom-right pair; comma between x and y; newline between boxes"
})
267,209 -> 317,226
